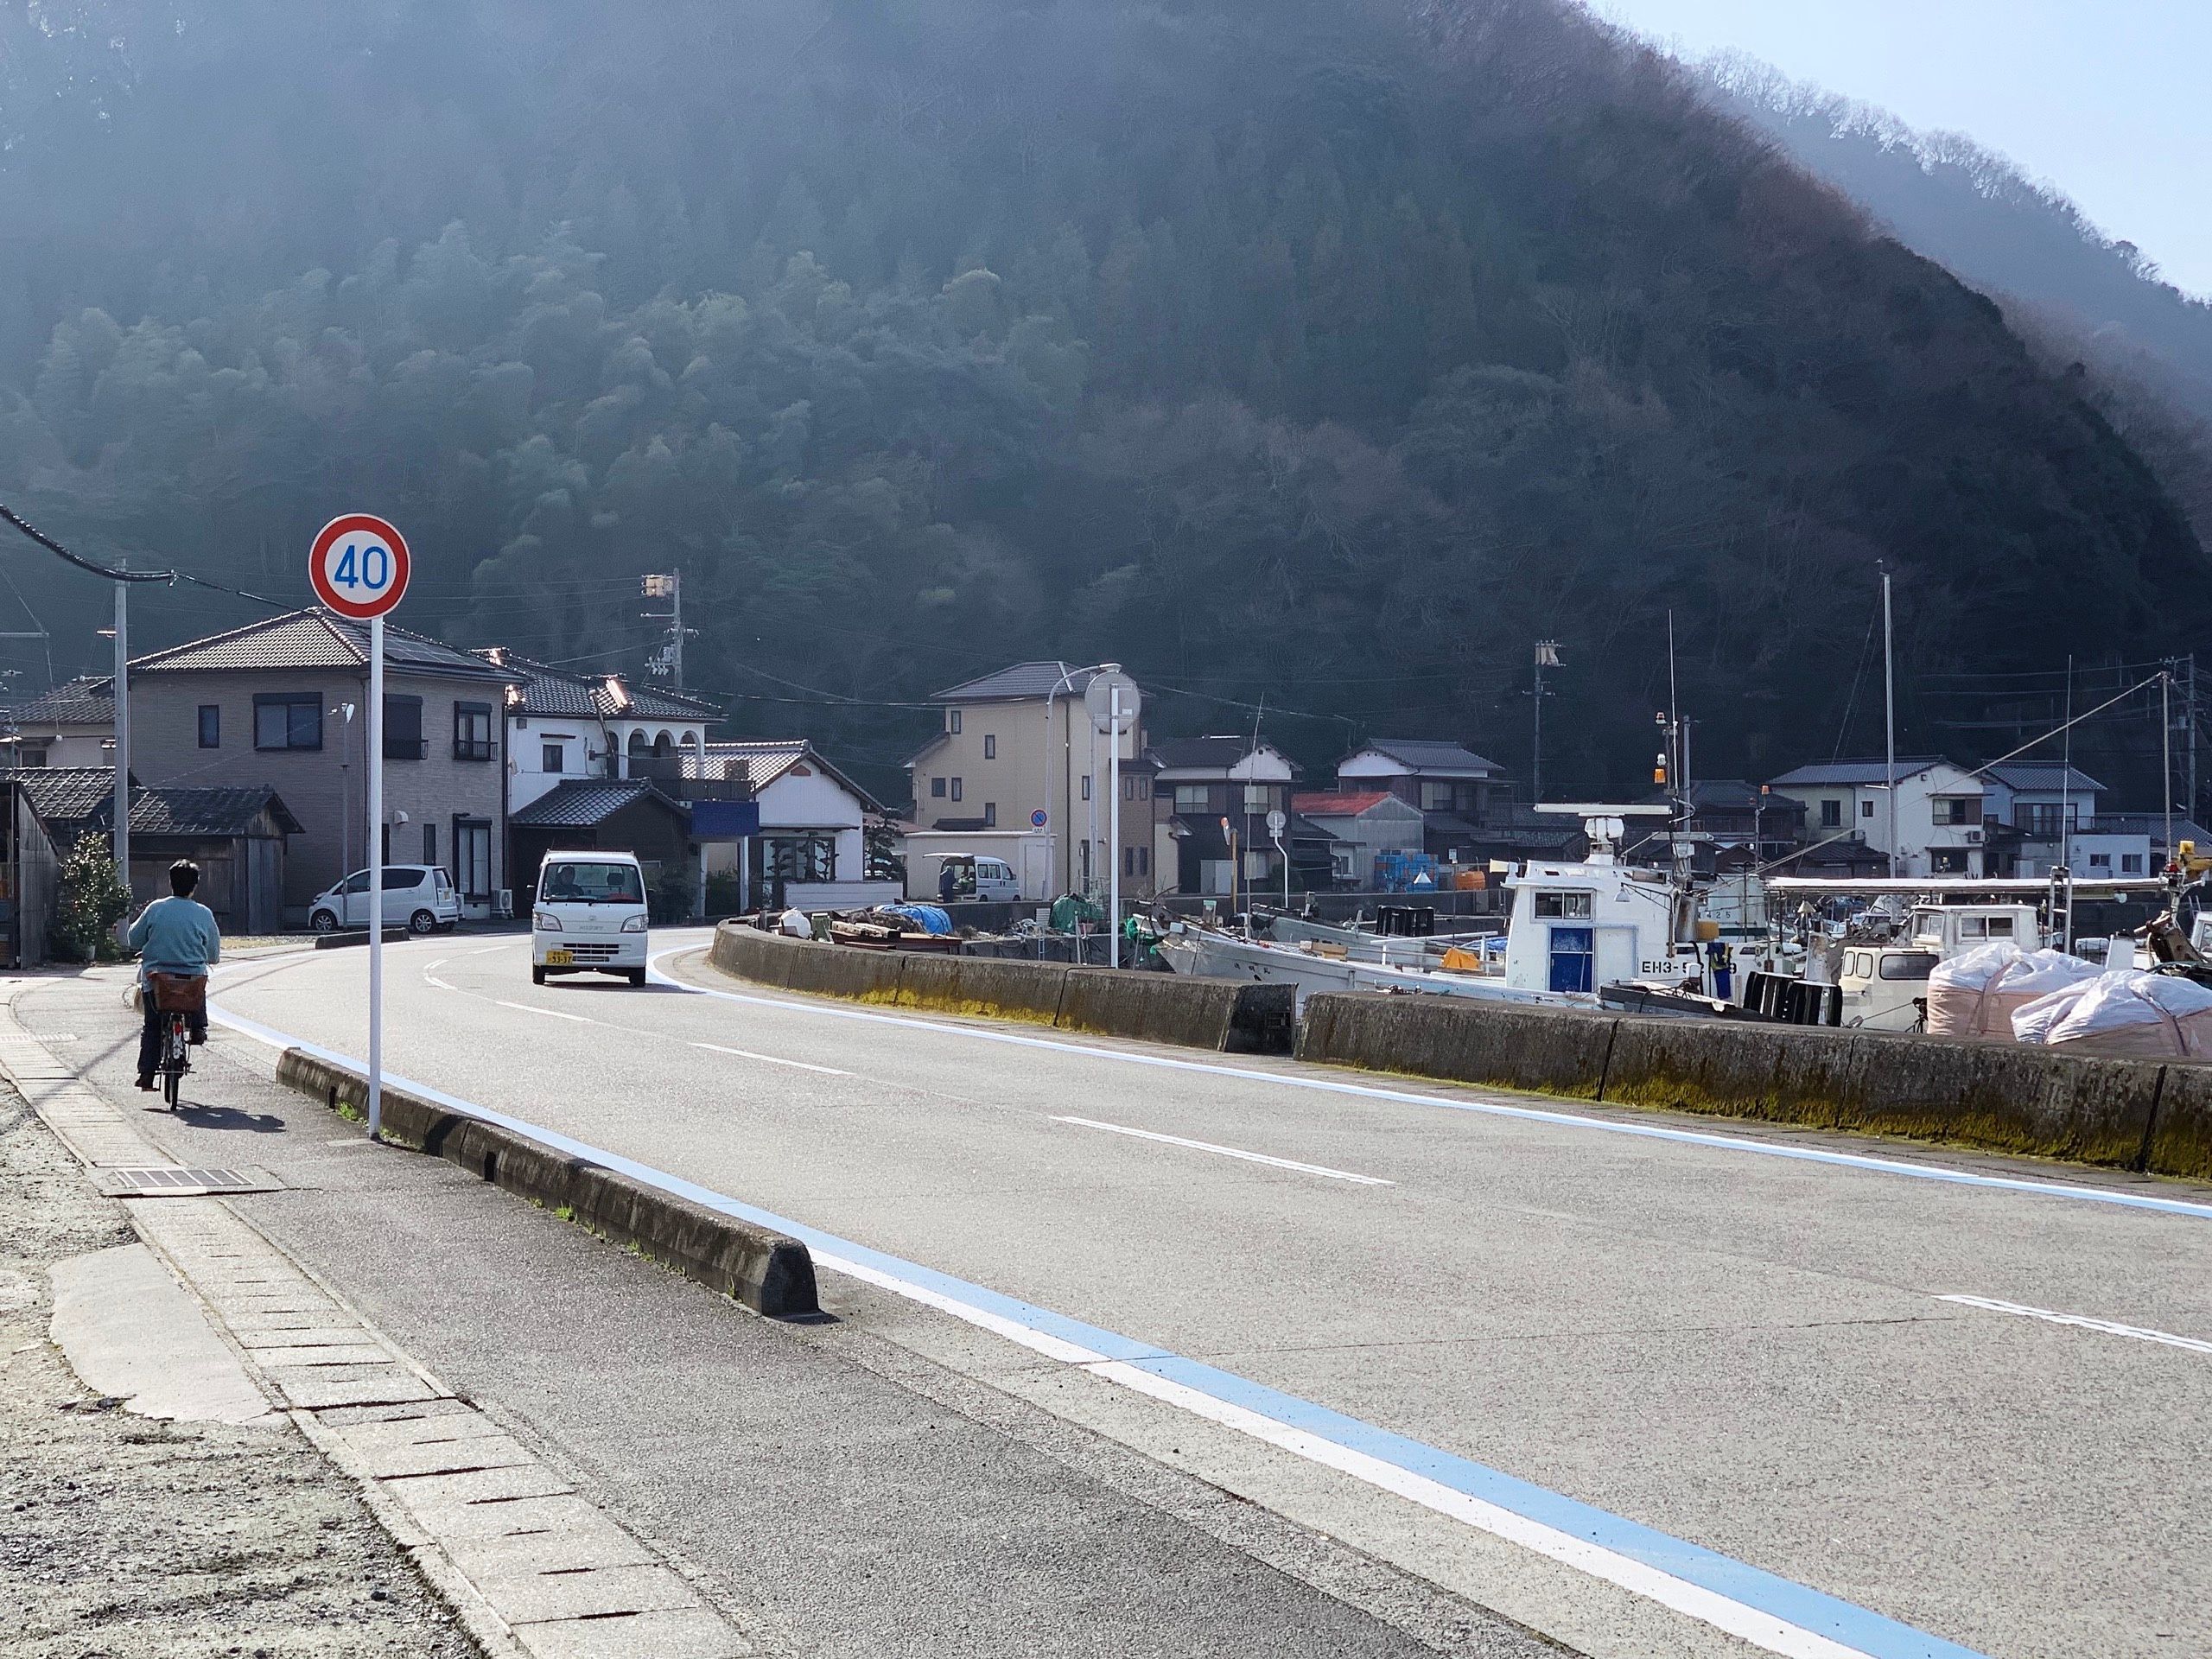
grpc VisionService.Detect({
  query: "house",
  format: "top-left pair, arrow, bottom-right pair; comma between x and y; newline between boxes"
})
1291,791 -> 1424,888
907,662 -> 1154,899
1629,781 -> 1804,877
1422,802 -> 1588,870
472,648 -> 720,808
1767,758 -> 1987,877
1149,736 -> 1300,896
689,739 -> 894,911
2,677 -> 116,768
124,607 -> 519,924
1336,739 -> 1503,819
1973,761 -> 2125,877
509,779 -> 695,910
2,766 -> 300,931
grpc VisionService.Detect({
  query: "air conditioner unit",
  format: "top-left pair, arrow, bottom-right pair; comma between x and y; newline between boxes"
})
494,888 -> 514,918
1965,830 -> 1984,844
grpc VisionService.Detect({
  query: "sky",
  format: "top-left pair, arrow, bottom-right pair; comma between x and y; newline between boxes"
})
1592,1 -> 2212,298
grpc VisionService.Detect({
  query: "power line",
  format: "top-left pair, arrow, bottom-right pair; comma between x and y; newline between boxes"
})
0,500 -> 173,583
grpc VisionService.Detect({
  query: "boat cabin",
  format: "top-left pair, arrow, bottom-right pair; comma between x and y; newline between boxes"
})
1503,858 -> 1693,995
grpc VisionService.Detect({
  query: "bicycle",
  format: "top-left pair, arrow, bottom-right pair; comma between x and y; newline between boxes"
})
147,972 -> 204,1110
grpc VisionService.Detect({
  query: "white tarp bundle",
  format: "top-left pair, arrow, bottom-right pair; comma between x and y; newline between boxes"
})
2012,979 -> 2095,1046
1928,944 -> 2098,1040
2040,970 -> 2212,1058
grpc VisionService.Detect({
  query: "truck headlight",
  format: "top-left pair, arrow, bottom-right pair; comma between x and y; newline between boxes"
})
620,915 -> 647,933
534,912 -> 562,931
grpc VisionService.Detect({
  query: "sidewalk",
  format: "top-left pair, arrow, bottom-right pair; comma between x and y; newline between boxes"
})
0,1080 -> 480,1658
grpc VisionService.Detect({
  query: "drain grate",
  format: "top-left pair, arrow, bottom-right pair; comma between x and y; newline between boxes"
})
94,1166 -> 280,1198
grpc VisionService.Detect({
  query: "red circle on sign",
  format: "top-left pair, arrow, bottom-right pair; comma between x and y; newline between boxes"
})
308,513 -> 411,620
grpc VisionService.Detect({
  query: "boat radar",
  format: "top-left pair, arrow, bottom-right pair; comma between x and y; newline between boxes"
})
1533,804 -> 1673,864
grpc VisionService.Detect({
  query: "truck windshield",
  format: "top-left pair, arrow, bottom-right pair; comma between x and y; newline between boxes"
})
541,862 -> 644,904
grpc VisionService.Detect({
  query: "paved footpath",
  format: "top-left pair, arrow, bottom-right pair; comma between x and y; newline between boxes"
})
5,963 -> 1558,1659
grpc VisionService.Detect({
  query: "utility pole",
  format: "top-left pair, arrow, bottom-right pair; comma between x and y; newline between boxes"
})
112,561 -> 130,916
1882,567 -> 1897,880
641,572 -> 690,690
1531,640 -> 1560,801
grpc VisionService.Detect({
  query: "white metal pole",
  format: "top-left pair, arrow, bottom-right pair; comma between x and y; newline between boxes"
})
112,567 -> 130,922
1882,568 -> 1897,880
366,615 -> 385,1141
1108,684 -> 1122,969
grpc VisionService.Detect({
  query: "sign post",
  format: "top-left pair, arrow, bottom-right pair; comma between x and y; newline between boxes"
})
309,514 -> 412,1140
1084,668 -> 1140,968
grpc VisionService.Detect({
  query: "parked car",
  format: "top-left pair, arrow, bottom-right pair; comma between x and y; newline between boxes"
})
308,866 -> 460,934
532,849 -> 649,986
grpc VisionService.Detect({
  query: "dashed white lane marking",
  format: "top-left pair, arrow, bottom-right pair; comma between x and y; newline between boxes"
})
1939,1295 -> 2212,1356
1052,1116 -> 1395,1186
494,1000 -> 594,1024
690,1041 -> 851,1077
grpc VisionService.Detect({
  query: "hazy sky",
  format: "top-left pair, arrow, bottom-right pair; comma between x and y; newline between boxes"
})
1592,1 -> 2212,297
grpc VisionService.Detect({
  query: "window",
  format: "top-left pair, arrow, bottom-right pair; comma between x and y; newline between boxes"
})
383,694 -> 425,760
2088,852 -> 2112,870
1124,845 -> 1151,877
1960,915 -> 2015,939
197,704 -> 220,748
1533,891 -> 1594,919
1082,774 -> 1092,801
948,709 -> 962,734
1421,780 -> 1459,811
931,776 -> 946,798
763,835 -> 836,884
2021,804 -> 2081,836
950,777 -> 963,802
453,818 -> 492,900
543,742 -> 565,774
423,823 -> 438,864
982,802 -> 997,828
1860,799 -> 1875,818
1125,774 -> 1147,800
1880,951 -> 1942,981
2123,853 -> 2145,874
453,702 -> 494,761
254,692 -> 322,751
540,861 -> 645,903
1935,797 -> 1977,826
1174,784 -> 1209,812
1243,785 -> 1272,813
18,747 -> 45,768
1820,799 -> 1841,829
983,734 -> 996,760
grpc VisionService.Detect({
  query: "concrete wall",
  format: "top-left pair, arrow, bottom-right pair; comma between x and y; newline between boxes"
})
130,665 -> 506,916
1296,993 -> 2212,1176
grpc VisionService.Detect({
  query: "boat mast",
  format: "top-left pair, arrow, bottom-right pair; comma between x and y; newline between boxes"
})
1882,565 -> 1897,880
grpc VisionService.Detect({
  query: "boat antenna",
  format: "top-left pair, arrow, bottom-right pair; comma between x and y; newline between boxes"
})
2164,667 -> 2175,879
1882,564 -> 1897,880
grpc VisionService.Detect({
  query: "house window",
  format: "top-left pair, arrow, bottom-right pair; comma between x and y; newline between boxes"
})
254,692 -> 323,751
765,835 -> 836,884
948,709 -> 963,734
197,705 -> 220,749
1820,798 -> 1841,829
2087,852 -> 2112,871
1421,780 -> 1459,811
1243,785 -> 1272,814
423,822 -> 438,865
2123,853 -> 2145,874
18,747 -> 46,767
1533,891 -> 1594,919
453,817 -> 492,900
453,702 -> 494,761
1125,774 -> 1146,800
1860,799 -> 1875,818
931,776 -> 946,798
1174,784 -> 1209,812
1124,845 -> 1151,877
1082,774 -> 1092,801
984,734 -> 996,760
1930,849 -> 1967,874
950,777 -> 963,802
982,802 -> 997,828
1934,797 -> 1976,826
383,694 -> 424,760
543,742 -> 565,774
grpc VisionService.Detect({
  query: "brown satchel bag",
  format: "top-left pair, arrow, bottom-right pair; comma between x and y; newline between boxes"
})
148,972 -> 207,1014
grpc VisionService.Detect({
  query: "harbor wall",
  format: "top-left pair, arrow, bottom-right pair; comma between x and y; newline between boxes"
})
1297,994 -> 2202,1175
708,923 -> 1294,1054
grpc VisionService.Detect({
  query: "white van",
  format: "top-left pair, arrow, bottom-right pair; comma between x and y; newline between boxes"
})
937,854 -> 1020,904
532,850 -> 649,986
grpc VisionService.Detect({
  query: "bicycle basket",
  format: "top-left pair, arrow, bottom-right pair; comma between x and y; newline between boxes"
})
149,973 -> 207,1014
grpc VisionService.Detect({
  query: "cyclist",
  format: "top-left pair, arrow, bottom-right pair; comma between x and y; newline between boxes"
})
130,859 -> 221,1091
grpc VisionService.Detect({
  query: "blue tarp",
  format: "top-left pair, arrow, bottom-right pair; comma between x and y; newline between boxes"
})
881,903 -> 953,935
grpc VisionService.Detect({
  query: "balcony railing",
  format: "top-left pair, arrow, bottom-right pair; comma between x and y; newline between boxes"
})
452,738 -> 496,762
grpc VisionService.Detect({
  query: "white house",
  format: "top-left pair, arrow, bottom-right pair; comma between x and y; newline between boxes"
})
1768,757 -> 1987,876
690,740 -> 896,910
473,649 -> 717,811
2,677 -> 117,768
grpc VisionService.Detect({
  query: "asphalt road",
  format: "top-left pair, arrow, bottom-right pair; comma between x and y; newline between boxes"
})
127,931 -> 2212,1657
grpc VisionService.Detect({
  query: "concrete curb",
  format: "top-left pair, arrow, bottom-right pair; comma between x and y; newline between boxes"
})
709,922 -> 1294,1054
315,927 -> 414,950
1296,992 -> 2212,1176
273,1048 -> 819,1318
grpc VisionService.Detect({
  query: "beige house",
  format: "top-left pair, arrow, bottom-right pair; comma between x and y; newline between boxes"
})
906,661 -> 1158,899
126,608 -> 518,922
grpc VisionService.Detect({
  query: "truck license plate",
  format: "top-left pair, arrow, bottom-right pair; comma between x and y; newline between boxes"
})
545,950 -> 573,967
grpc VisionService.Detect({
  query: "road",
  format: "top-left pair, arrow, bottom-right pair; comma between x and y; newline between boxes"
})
151,931 -> 2212,1656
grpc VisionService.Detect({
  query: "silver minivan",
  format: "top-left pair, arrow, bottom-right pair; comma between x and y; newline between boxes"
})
308,866 -> 461,934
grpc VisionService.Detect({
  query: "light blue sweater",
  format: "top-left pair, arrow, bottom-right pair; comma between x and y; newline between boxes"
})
129,895 -> 221,977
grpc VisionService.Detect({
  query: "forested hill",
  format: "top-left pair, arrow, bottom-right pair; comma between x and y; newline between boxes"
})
0,0 -> 2202,796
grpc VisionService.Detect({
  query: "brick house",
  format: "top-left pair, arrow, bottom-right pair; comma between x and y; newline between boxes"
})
125,608 -> 519,923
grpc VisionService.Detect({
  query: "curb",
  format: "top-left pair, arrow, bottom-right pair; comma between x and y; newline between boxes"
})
315,927 -> 416,950
274,1048 -> 819,1319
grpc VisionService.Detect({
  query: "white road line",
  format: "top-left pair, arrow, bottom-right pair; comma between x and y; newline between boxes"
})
424,976 -> 457,991
690,1041 -> 851,1077
423,958 -> 448,975
1052,1116 -> 1394,1185
1939,1295 -> 2212,1356
494,1000 -> 594,1024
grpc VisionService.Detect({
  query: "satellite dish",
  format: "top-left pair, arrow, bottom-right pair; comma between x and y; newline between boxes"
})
1084,671 -> 1141,735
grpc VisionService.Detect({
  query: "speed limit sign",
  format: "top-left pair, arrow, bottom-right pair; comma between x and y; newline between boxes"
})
308,513 -> 410,620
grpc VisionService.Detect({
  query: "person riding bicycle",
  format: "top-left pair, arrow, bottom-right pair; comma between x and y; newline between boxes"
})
130,859 -> 221,1091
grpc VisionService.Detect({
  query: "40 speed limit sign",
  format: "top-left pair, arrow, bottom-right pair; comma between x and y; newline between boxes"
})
308,513 -> 411,620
